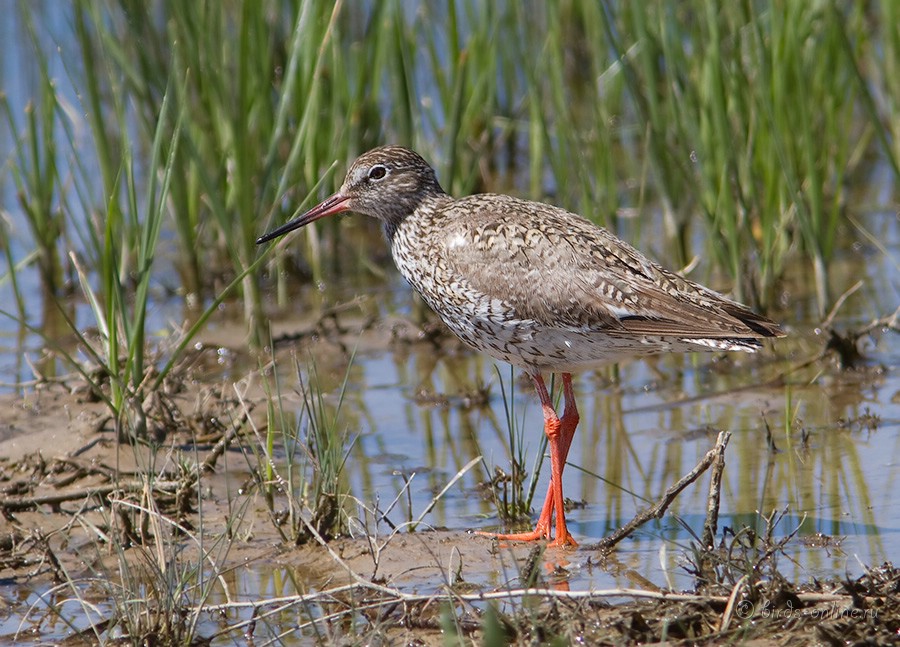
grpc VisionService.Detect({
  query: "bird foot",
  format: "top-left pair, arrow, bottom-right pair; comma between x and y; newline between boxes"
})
548,531 -> 578,548
475,525 -> 578,548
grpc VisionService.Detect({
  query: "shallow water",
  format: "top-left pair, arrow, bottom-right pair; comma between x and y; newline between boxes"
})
0,210 -> 900,576
280,279 -> 900,592
7,270 -> 897,643
3,206 -> 899,644
3,168 -> 899,644
2,8 -> 900,641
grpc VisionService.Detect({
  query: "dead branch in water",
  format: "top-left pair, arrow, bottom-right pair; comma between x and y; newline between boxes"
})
592,430 -> 731,553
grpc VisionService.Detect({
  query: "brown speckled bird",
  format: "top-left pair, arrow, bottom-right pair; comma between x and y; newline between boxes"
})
257,146 -> 784,547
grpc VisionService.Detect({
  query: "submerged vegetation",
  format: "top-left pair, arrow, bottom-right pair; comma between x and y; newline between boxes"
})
2,1 -> 900,644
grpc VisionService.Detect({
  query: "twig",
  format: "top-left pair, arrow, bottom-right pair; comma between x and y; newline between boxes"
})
701,431 -> 730,549
856,305 -> 900,337
0,482 -> 181,511
821,280 -> 863,329
593,431 -> 731,552
200,562 -> 849,641
718,574 -> 750,632
195,407 -> 246,477
411,456 -> 481,530
198,580 -> 849,615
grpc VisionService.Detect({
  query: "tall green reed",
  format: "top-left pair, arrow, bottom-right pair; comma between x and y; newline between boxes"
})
66,69 -> 184,431
11,0 -> 900,352
2,12 -> 65,304
5,3 -> 259,432
602,2 -> 893,314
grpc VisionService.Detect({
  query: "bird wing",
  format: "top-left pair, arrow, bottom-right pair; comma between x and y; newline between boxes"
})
439,194 -> 782,340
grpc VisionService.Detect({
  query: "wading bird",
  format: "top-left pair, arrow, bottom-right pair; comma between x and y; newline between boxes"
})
257,146 -> 783,547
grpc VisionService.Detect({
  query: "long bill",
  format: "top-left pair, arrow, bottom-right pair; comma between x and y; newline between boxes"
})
256,193 -> 351,244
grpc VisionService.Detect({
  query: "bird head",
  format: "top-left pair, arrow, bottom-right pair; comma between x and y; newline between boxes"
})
256,146 -> 444,244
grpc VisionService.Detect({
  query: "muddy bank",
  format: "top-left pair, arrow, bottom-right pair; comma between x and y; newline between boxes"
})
1,367 -> 898,644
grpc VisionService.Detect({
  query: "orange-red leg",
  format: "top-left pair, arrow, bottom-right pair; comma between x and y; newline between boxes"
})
481,373 -> 579,547
531,373 -> 579,546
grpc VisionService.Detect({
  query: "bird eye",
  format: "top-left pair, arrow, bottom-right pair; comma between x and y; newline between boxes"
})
368,164 -> 387,181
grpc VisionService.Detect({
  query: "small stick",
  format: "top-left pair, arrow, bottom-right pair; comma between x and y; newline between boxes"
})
821,280 -> 863,329
718,574 -> 750,632
701,430 -> 730,549
0,481 -> 180,511
593,431 -> 731,552
199,581 -> 849,617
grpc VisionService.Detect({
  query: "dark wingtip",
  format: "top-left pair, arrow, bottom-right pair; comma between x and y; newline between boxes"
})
721,303 -> 786,338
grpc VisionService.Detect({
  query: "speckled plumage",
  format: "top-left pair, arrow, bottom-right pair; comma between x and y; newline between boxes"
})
391,193 -> 779,371
258,145 -> 785,547
338,146 -> 782,372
